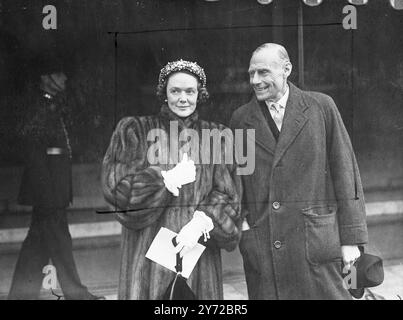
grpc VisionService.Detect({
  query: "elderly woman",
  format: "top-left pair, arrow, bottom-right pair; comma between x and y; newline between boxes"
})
102,60 -> 243,300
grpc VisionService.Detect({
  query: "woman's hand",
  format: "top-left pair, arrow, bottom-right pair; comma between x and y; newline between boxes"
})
174,210 -> 214,257
161,153 -> 196,196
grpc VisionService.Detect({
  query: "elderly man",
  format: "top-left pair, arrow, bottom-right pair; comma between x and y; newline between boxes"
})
230,43 -> 368,299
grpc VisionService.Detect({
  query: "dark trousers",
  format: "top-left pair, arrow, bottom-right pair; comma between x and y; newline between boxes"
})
8,206 -> 91,300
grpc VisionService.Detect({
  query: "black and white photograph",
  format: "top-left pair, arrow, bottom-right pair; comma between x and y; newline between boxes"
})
0,0 -> 402,303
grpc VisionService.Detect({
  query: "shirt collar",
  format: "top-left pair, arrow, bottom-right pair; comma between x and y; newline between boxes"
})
265,84 -> 289,109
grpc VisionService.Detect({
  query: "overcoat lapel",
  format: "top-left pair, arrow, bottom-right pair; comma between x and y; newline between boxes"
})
244,96 -> 276,156
272,83 -> 309,167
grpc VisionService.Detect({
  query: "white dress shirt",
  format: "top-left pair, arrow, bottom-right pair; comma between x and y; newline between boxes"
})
265,85 -> 289,131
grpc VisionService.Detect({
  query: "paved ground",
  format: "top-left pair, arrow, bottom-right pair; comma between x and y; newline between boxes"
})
1,241 -> 402,300
102,261 -> 403,300
1,194 -> 402,300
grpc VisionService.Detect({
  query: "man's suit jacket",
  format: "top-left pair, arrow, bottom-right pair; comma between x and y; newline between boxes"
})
230,82 -> 368,300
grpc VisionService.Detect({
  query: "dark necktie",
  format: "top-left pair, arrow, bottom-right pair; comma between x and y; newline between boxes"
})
259,101 -> 280,142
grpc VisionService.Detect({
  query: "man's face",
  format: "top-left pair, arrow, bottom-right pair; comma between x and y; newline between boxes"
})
166,72 -> 199,118
248,49 -> 291,101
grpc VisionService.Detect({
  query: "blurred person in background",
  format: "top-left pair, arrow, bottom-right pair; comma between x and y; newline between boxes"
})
8,55 -> 103,300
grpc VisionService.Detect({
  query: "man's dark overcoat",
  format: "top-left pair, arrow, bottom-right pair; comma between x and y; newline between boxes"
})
230,82 -> 368,300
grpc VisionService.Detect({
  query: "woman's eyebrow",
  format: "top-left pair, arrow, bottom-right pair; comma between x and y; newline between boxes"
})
169,86 -> 197,90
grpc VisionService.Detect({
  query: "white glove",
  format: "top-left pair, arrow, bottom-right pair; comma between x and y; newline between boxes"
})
174,210 -> 214,257
161,153 -> 196,196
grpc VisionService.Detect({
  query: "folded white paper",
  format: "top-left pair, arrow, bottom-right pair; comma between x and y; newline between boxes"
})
145,227 -> 205,279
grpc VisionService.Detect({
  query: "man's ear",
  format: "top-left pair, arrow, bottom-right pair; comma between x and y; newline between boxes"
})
284,61 -> 292,78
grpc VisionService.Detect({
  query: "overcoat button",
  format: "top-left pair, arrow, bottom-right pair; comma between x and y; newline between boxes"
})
272,201 -> 281,210
274,240 -> 282,249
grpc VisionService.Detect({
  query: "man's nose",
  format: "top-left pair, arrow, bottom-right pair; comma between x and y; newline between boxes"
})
251,72 -> 261,85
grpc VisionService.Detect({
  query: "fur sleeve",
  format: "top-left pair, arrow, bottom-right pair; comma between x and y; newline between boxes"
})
101,117 -> 172,230
197,130 -> 243,251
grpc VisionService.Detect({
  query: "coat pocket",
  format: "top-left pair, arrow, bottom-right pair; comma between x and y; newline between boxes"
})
303,205 -> 342,266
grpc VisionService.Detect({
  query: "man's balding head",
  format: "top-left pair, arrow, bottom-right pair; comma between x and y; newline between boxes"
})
248,43 -> 292,102
252,43 -> 291,68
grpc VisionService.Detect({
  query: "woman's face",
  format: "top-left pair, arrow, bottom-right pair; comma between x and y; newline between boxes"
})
166,72 -> 199,118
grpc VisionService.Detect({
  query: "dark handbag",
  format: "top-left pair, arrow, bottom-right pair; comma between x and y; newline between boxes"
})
162,237 -> 197,300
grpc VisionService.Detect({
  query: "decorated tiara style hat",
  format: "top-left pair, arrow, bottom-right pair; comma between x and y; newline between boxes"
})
158,59 -> 207,88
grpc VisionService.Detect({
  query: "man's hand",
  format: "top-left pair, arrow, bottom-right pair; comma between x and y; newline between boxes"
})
241,219 -> 251,231
341,245 -> 361,270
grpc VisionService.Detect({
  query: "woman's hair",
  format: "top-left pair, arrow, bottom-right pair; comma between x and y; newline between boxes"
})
156,71 -> 210,105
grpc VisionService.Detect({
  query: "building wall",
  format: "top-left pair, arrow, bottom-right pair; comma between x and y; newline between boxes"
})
0,0 -> 402,202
